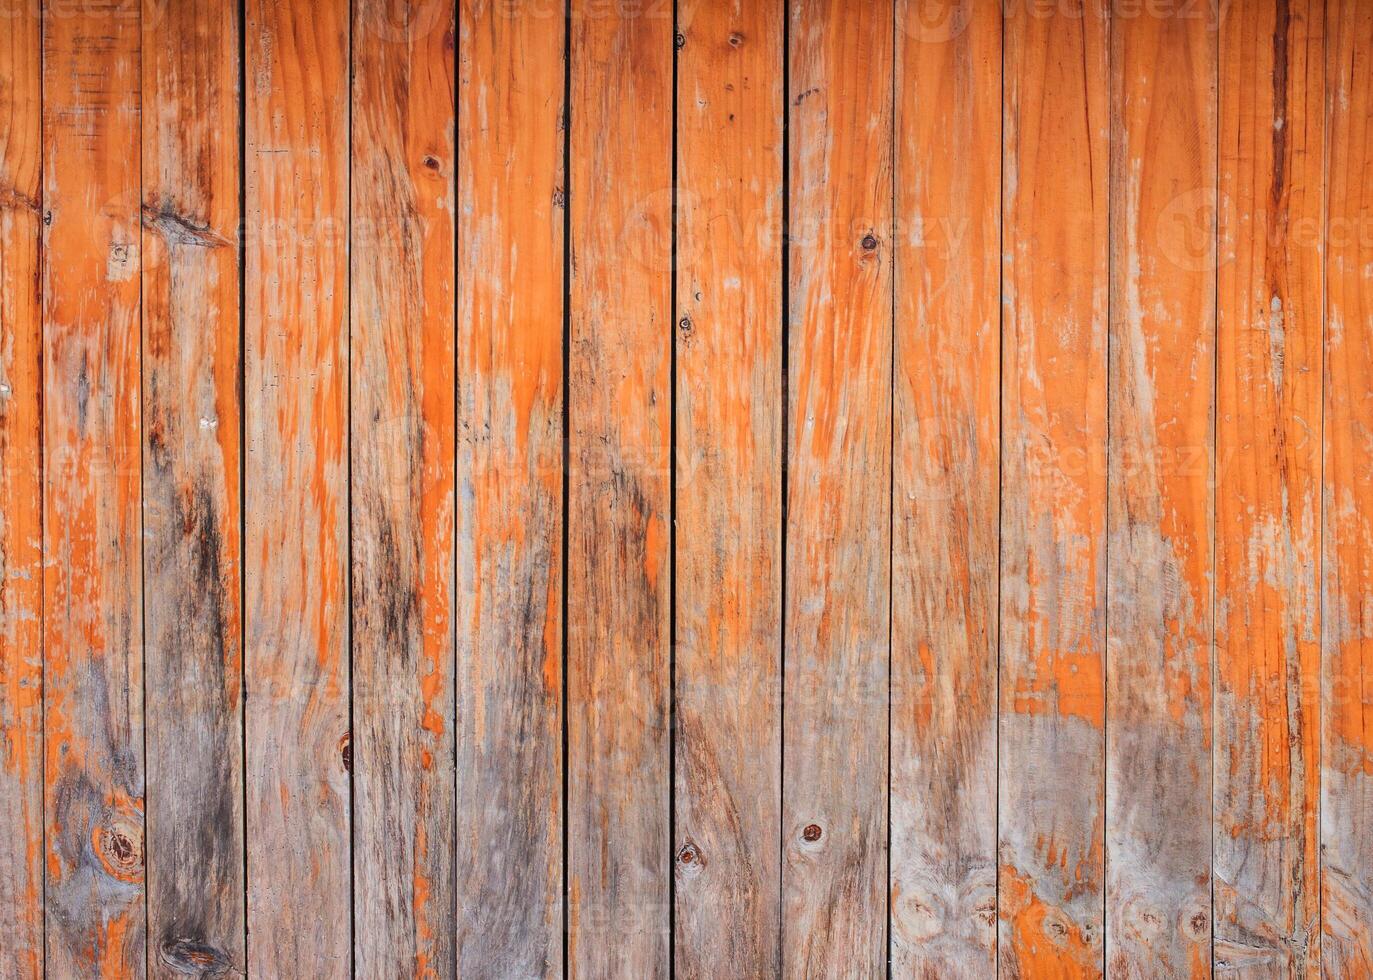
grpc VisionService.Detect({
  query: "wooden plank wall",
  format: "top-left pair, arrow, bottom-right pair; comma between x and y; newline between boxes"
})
4,0 -> 1373,976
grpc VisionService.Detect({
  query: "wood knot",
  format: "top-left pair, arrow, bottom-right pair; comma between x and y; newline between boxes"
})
93,814 -> 144,883
422,155 -> 441,171
861,234 -> 878,251
674,32 -> 685,50
802,824 -> 822,843
158,937 -> 234,977
339,732 -> 352,773
728,32 -> 745,47
678,315 -> 694,339
677,843 -> 698,864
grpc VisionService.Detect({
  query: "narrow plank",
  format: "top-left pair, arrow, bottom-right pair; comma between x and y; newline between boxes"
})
41,0 -> 145,973
566,0 -> 672,972
0,1 -> 43,973
454,2 -> 564,974
673,0 -> 783,974
1322,0 -> 1373,972
1106,6 -> 1217,976
1214,0 -> 1324,972
140,0 -> 245,974
350,3 -> 456,975
782,0 -> 892,974
243,0 -> 351,972
998,1 -> 1108,974
890,0 -> 1000,974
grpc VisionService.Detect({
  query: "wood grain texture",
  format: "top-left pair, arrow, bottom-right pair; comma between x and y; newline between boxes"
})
998,1 -> 1108,975
1322,0 -> 1373,972
566,0 -> 672,975
41,0 -> 146,973
350,2 -> 455,976
140,0 -> 245,975
673,0 -> 783,974
243,0 -> 351,973
0,1 -> 43,974
453,1 -> 564,976
783,0 -> 892,975
890,0 -> 1000,974
1106,5 -> 1217,976
1215,0 -> 1323,972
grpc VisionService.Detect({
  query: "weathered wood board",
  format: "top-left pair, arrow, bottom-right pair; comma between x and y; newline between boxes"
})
999,1 -> 1108,974
566,0 -> 673,975
891,0 -> 1000,974
350,1 -> 456,976
674,0 -> 783,975
1107,4 -> 1218,975
455,0 -> 564,975
243,0 -> 351,973
1323,0 -> 1373,973
783,0 -> 893,975
140,0 -> 245,976
41,0 -> 146,973
0,2 -> 43,974
1215,0 -> 1324,972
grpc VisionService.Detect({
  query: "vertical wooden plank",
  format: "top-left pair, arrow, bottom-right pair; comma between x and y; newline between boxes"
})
998,1 -> 1108,975
567,0 -> 672,975
350,1 -> 455,975
1106,3 -> 1217,975
673,0 -> 783,975
890,0 -> 1000,974
1322,0 -> 1373,972
41,0 -> 145,974
140,0 -> 245,975
1214,0 -> 1324,972
244,0 -> 351,973
0,0 -> 43,973
454,2 -> 564,973
782,0 -> 891,974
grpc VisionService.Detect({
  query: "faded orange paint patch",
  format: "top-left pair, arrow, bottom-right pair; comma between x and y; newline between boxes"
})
1000,864 -> 1100,976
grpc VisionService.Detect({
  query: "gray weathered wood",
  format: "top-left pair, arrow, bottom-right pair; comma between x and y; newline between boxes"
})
141,0 -> 246,974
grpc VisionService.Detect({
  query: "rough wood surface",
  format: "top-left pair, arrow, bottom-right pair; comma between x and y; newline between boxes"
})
140,0 -> 245,976
1322,0 -> 1373,971
243,0 -> 351,973
998,2 -> 1108,975
1106,6 -> 1217,976
454,0 -> 564,975
566,0 -> 673,975
673,0 -> 783,974
0,2 -> 43,974
782,0 -> 892,975
890,0 -> 1000,974
41,0 -> 146,973
350,2 -> 456,976
1214,0 -> 1323,972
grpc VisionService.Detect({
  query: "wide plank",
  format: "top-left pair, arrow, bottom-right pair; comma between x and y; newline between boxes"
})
998,1 -> 1108,975
243,0 -> 351,972
140,0 -> 245,974
1106,5 -> 1217,975
1322,0 -> 1373,971
453,2 -> 563,976
350,3 -> 456,975
0,2 -> 43,974
890,0 -> 1001,974
674,0 -> 783,974
1214,0 -> 1323,972
41,0 -> 145,974
782,0 -> 892,974
566,0 -> 673,975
